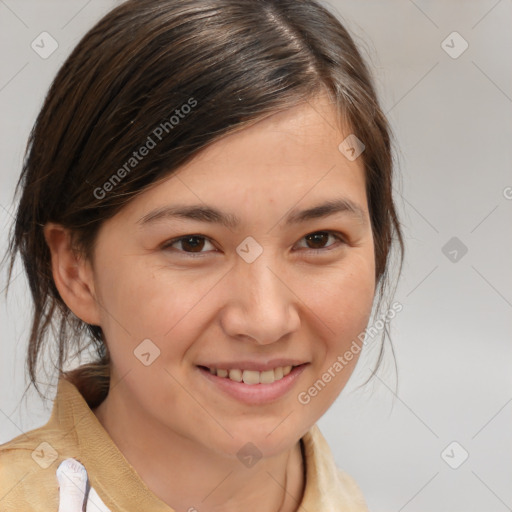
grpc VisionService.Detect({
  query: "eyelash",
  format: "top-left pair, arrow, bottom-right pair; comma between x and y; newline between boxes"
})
161,231 -> 347,258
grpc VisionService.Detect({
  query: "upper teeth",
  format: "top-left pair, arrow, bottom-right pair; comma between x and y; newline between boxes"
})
208,366 -> 293,384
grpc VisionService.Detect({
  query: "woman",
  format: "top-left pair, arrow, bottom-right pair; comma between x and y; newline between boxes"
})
0,0 -> 403,510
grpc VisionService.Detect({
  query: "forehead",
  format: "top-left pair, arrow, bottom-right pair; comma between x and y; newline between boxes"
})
121,94 -> 368,223
188,94 -> 352,168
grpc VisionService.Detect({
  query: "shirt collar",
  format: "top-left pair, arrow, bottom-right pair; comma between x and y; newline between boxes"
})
52,377 -> 366,511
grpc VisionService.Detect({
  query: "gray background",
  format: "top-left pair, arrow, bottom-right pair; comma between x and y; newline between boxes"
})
1,1 -> 511,511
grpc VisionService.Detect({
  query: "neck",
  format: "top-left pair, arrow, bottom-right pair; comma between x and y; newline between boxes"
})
93,387 -> 306,512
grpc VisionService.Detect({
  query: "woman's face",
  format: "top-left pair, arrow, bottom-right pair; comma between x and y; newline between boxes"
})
89,93 -> 376,458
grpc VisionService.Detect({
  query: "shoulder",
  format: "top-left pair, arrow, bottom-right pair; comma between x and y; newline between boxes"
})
301,424 -> 369,511
0,420 -> 80,510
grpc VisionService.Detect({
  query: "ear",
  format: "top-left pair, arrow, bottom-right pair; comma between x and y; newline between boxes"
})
43,223 -> 101,326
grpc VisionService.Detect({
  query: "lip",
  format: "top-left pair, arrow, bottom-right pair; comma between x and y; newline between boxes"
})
196,363 -> 309,405
196,359 -> 306,372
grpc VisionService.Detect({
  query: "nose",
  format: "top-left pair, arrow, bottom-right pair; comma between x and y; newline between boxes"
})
220,254 -> 301,345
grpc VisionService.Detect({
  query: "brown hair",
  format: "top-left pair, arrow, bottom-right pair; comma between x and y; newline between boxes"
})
3,0 -> 403,404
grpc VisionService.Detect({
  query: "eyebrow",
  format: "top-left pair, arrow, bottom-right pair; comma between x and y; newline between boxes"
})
137,198 -> 368,229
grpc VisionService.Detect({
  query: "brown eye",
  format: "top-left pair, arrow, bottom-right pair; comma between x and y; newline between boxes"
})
297,231 -> 345,252
162,235 -> 215,256
305,232 -> 329,249
178,236 -> 206,252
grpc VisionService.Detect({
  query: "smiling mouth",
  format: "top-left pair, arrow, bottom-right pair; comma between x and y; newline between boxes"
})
198,365 -> 300,385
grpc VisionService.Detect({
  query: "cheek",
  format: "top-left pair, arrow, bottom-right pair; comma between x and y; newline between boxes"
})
291,254 -> 375,418
95,242 -> 375,370
94,258 -> 219,362
315,249 -> 375,325
294,259 -> 375,415
310,251 -> 376,363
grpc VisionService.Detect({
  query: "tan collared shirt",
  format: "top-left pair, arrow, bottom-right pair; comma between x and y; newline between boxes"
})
0,378 -> 368,511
